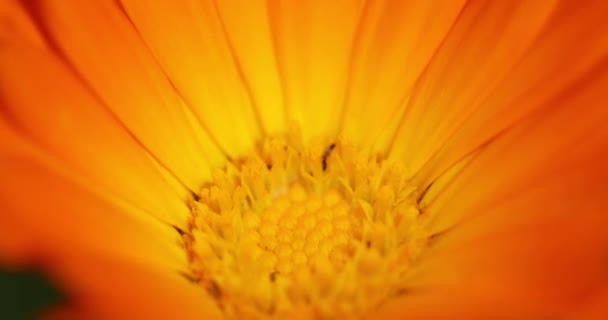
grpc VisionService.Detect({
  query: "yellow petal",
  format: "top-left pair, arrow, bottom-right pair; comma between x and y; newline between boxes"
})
268,0 -> 364,142
214,0 -> 286,135
120,0 -> 262,157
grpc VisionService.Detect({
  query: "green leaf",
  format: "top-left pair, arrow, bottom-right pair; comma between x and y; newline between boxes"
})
0,266 -> 65,319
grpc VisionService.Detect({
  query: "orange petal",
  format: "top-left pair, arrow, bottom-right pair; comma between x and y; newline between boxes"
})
387,1 -> 554,172
0,114 -> 199,318
418,2 -> 608,189
391,1 -> 608,185
340,0 -> 465,151
574,286 -> 608,320
45,253 -> 219,319
0,44 -> 190,227
425,61 -> 608,234
0,0 -> 45,46
23,0 -> 225,189
377,61 -> 608,318
0,150 -> 186,271
267,0 -> 364,142
120,0 -> 262,157
389,0 -> 558,171
377,154 -> 608,317
375,290 -> 524,319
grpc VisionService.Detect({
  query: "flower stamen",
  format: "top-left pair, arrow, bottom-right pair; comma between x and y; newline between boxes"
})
183,132 -> 428,319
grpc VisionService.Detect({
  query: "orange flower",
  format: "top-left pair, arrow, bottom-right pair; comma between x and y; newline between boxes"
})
1,0 -> 608,318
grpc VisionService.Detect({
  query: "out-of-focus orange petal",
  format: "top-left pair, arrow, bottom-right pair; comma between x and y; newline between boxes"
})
375,59 -> 608,317
340,0 -> 465,151
0,221 -> 30,266
120,0 -> 262,157
0,146 -> 186,271
0,0 -> 44,46
45,254 -> 219,320
575,286 -> 608,320
23,0 -> 225,190
426,61 -> 608,234
0,44 -> 190,227
390,1 -> 608,185
267,0 -> 364,143
0,116 -> 208,317
376,291 -> 521,319
377,155 -> 608,318
389,0 -> 558,169
416,2 -> 608,189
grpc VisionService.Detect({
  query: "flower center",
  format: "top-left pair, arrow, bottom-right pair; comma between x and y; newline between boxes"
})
183,133 -> 428,319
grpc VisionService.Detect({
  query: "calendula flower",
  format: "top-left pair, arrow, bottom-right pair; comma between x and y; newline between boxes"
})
1,0 -> 608,318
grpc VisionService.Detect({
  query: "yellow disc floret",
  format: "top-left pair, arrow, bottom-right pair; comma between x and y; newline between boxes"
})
183,133 -> 427,319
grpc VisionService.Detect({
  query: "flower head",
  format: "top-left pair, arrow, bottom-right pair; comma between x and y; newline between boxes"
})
1,0 -> 608,319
